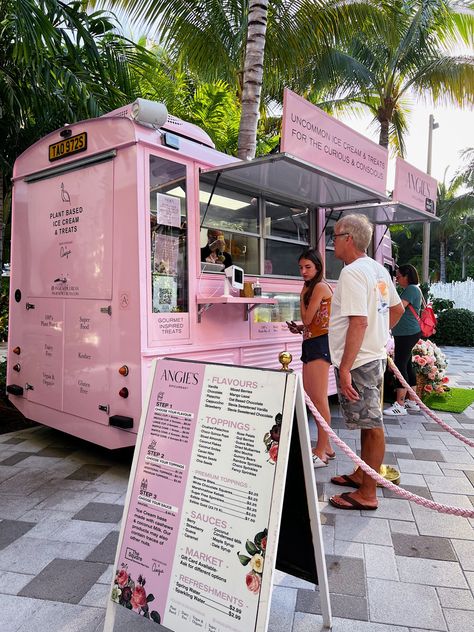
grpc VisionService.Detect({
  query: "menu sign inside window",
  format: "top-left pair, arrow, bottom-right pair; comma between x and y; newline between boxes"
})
107,359 -> 318,632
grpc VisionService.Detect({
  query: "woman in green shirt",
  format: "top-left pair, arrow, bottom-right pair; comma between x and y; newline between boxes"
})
384,264 -> 422,416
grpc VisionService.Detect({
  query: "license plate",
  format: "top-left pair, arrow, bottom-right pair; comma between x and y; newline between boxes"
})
49,132 -> 87,162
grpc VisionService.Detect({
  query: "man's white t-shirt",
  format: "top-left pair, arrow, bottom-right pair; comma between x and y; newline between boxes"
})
329,256 -> 401,369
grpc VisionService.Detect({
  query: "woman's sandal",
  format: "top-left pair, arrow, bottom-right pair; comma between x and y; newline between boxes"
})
326,451 -> 336,460
312,454 -> 328,468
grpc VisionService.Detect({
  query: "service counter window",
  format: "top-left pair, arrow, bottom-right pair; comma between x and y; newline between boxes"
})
199,181 -> 310,277
199,183 -> 260,274
264,202 -> 309,276
149,156 -> 188,313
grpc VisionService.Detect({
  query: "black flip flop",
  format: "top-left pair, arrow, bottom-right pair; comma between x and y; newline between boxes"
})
330,474 -> 360,489
329,492 -> 378,511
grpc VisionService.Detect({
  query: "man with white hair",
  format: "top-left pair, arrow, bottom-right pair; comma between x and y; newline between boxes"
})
328,214 -> 404,511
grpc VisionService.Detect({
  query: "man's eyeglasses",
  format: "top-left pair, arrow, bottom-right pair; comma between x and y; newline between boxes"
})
329,232 -> 350,244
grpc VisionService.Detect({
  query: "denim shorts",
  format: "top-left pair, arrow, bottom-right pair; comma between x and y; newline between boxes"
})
335,359 -> 386,429
300,334 -> 331,364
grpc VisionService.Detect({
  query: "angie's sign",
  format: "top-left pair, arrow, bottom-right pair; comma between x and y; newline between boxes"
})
281,89 -> 388,196
393,157 -> 437,214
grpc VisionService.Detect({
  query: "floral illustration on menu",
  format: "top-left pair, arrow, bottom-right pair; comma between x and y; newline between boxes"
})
263,413 -> 282,463
112,565 -> 161,623
237,528 -> 267,594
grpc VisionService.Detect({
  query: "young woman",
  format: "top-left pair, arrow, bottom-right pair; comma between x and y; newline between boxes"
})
384,264 -> 422,416
287,249 -> 334,466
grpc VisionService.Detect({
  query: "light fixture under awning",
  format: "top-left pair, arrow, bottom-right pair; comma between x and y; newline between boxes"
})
328,201 -> 439,225
201,153 -> 388,209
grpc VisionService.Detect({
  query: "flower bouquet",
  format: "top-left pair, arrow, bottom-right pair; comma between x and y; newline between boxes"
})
412,339 -> 449,399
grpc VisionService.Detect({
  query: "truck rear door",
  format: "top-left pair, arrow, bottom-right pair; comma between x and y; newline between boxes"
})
20,157 -> 114,423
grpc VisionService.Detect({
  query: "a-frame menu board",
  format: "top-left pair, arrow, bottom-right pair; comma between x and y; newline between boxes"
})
104,358 -> 331,631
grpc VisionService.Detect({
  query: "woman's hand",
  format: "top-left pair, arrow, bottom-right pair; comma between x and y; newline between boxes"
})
286,321 -> 302,334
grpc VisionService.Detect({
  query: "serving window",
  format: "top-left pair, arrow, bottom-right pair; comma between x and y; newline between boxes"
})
199,183 -> 260,275
149,155 -> 188,313
199,182 -> 310,277
264,201 -> 309,276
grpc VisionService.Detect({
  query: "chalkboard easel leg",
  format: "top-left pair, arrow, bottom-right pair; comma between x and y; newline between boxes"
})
103,596 -> 117,632
295,378 -> 333,629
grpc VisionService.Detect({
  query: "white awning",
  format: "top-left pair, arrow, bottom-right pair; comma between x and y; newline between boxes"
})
201,153 -> 386,209
201,153 -> 438,224
328,201 -> 439,224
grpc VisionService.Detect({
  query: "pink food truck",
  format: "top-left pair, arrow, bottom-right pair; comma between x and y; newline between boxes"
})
6,90 -> 435,448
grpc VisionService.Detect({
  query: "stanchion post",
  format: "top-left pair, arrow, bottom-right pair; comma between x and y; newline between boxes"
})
278,351 -> 293,372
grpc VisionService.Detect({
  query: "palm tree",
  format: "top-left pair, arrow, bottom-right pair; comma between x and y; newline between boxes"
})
455,217 -> 474,280
88,0 -> 386,158
302,0 -> 474,152
454,147 -> 474,278
457,147 -> 474,187
237,0 -> 269,159
433,170 -> 474,282
0,0 -> 153,265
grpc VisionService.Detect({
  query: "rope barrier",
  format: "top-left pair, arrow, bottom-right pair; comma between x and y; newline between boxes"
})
387,356 -> 474,449
304,370 -> 474,518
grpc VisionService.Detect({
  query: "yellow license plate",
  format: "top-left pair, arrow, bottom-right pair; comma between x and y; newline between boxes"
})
49,132 -> 87,162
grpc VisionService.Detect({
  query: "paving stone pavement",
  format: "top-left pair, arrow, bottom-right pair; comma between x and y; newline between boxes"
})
0,346 -> 473,631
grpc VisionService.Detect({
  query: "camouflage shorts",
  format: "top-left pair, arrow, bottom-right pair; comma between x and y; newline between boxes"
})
335,359 -> 386,430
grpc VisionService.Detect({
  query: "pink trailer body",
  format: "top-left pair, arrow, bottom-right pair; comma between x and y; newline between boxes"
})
6,98 -> 406,448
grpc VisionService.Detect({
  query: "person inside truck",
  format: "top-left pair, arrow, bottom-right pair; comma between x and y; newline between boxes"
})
201,228 -> 233,268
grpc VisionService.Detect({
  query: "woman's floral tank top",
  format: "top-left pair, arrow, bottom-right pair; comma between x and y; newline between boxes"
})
303,285 -> 333,339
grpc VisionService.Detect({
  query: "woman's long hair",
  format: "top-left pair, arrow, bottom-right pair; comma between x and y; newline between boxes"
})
299,249 -> 324,307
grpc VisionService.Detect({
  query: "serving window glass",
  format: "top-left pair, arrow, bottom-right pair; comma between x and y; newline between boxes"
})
149,155 -> 188,313
263,201 -> 309,276
199,182 -> 260,275
199,180 -> 313,278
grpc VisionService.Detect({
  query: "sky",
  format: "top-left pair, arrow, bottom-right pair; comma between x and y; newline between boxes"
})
339,102 -> 474,190
115,10 -> 473,190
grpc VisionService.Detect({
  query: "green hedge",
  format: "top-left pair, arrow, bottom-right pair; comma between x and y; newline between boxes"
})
432,308 -> 474,347
432,298 -> 455,313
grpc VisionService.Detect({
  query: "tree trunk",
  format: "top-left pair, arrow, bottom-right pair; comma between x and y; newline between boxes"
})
440,239 -> 447,283
378,118 -> 390,149
237,0 -> 269,160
